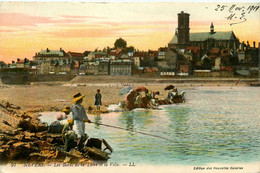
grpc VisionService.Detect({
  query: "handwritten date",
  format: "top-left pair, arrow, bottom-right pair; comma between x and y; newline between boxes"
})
213,4 -> 259,25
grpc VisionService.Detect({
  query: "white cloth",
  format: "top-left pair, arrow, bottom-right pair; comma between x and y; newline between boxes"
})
59,119 -> 69,126
151,99 -> 155,106
73,120 -> 85,138
72,103 -> 88,121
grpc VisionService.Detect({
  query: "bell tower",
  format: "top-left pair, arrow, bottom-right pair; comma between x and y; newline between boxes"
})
177,11 -> 190,47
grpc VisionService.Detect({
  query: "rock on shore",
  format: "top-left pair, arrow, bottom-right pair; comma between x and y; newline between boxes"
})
0,100 -> 94,165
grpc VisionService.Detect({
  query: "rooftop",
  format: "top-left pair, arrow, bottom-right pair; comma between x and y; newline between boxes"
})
170,31 -> 237,44
68,52 -> 84,57
36,49 -> 64,57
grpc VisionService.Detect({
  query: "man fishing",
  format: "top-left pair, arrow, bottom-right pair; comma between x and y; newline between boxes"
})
72,92 -> 92,152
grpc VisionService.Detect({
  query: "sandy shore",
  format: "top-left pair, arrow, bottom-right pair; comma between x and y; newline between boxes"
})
0,76 -> 259,115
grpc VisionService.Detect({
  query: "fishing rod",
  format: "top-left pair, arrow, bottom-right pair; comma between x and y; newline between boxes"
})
90,122 -> 174,142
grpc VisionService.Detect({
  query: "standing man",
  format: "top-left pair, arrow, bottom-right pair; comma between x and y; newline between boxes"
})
72,92 -> 91,151
94,89 -> 102,111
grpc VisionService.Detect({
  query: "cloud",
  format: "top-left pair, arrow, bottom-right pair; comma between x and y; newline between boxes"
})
45,21 -> 173,39
61,15 -> 105,19
45,26 -> 151,38
46,28 -> 121,38
191,20 -> 228,27
95,20 -> 176,27
0,13 -> 86,27
0,29 -> 16,33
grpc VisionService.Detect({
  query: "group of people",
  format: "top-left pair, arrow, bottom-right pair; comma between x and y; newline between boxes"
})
53,89 -> 103,152
125,89 -> 160,110
125,86 -> 182,110
166,88 -> 179,103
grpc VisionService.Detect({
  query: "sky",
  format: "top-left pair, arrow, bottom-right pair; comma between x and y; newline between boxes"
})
0,2 -> 259,63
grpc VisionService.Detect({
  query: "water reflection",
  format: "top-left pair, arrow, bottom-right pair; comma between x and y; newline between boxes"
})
93,113 -> 102,129
166,107 -> 190,136
119,110 -> 154,135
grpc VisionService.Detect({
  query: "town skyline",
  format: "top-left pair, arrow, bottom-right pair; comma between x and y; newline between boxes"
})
0,2 -> 259,63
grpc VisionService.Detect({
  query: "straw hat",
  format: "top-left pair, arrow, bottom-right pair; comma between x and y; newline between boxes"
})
73,92 -> 85,103
62,106 -> 70,113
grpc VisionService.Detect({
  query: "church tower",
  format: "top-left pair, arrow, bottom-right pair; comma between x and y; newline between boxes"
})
210,22 -> 215,34
177,11 -> 190,47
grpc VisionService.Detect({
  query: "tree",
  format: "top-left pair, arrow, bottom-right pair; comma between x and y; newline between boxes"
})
114,38 -> 127,49
83,51 -> 91,57
0,61 -> 6,68
106,46 -> 111,54
126,46 -> 135,52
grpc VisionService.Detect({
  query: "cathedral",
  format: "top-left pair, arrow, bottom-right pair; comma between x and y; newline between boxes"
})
168,11 -> 240,51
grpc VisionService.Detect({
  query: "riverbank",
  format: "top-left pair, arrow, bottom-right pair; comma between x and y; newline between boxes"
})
0,76 -> 259,114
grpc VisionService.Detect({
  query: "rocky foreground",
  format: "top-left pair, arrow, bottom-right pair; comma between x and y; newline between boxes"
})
0,100 -> 96,165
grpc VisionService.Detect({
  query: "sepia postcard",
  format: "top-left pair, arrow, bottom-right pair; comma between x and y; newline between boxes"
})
0,1 -> 259,173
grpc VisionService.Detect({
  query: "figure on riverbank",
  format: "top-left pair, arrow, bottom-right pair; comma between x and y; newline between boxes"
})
151,91 -> 160,106
134,92 -> 143,108
94,89 -> 102,111
72,92 -> 92,151
56,106 -> 71,120
144,90 -> 160,108
126,90 -> 137,110
166,88 -> 174,103
172,88 -> 178,98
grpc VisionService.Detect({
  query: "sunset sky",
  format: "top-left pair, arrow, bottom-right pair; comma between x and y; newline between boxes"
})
0,2 -> 259,63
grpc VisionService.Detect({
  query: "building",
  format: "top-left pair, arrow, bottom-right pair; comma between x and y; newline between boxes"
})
108,51 -> 117,60
157,47 -> 168,60
169,11 -> 240,51
157,49 -> 178,76
87,52 -> 107,61
36,60 -> 51,74
132,52 -> 148,68
98,61 -> 109,75
86,62 -> 99,75
109,60 -> 133,76
67,51 -> 84,61
33,48 -> 69,61
16,59 -> 25,68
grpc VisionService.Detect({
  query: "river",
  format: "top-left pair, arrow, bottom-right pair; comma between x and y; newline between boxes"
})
40,86 -> 260,165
